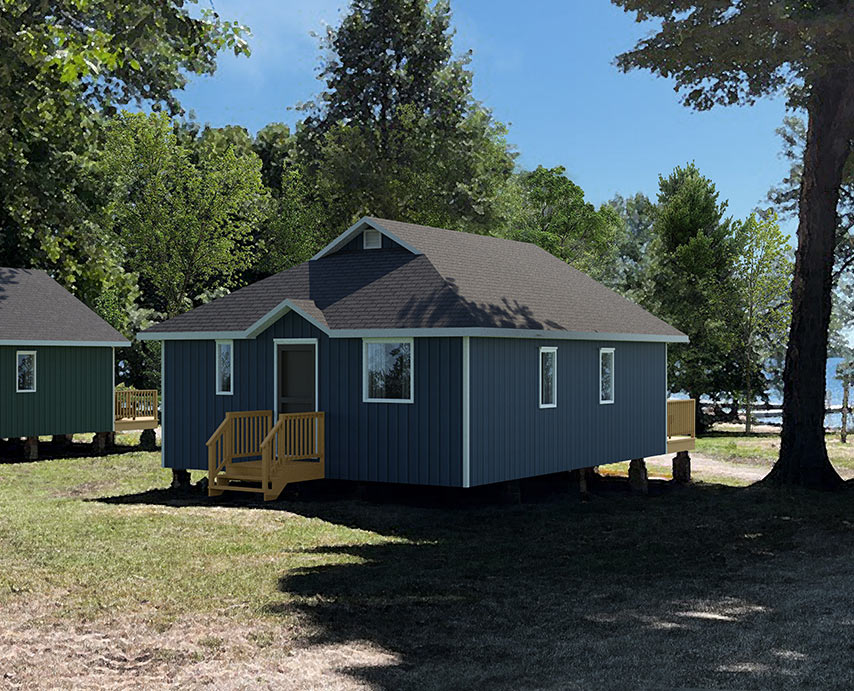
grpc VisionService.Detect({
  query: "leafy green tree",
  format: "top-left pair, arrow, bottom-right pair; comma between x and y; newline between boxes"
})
298,0 -> 515,237
607,192 -> 656,298
102,112 -> 267,318
253,123 -> 298,194
501,166 -> 622,280
611,0 -> 853,487
647,164 -> 742,432
733,212 -> 793,433
260,169 -> 326,275
0,0 -> 249,301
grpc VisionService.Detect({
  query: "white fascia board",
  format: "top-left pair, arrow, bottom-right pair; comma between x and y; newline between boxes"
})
326,328 -> 689,343
244,299 -> 330,337
141,325 -> 687,343
0,339 -> 130,347
137,330 -> 246,341
310,217 -> 422,260
138,300 -> 332,342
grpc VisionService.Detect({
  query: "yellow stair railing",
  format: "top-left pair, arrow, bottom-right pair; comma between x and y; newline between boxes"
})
206,410 -> 325,500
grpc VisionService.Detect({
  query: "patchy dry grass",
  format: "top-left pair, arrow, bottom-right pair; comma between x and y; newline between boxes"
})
1,443 -> 853,689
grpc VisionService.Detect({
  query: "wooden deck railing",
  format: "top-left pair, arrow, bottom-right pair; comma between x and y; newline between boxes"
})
115,389 -> 158,421
115,389 -> 159,431
667,398 -> 696,439
206,410 -> 274,489
260,412 -> 326,495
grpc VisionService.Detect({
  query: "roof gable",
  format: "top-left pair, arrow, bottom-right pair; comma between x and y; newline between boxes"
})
0,268 -> 129,346
311,217 -> 422,260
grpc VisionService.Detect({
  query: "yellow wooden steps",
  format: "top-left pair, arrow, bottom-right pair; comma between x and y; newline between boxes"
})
206,411 -> 326,501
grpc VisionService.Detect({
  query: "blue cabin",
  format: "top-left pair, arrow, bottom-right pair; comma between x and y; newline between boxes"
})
139,218 -> 694,499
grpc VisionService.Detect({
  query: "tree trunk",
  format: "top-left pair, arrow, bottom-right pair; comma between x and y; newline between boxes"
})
841,380 -> 849,444
766,68 -> 854,489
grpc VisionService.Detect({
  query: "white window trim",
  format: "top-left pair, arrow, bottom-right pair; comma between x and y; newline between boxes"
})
362,337 -> 414,404
600,347 -> 615,405
16,350 -> 36,393
538,346 -> 557,409
363,228 -> 382,250
215,339 -> 234,395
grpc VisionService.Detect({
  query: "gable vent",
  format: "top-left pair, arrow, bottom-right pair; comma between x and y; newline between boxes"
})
363,229 -> 382,249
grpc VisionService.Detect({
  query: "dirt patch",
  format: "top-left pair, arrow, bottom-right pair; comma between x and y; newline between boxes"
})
0,602 -> 395,690
646,451 -> 770,483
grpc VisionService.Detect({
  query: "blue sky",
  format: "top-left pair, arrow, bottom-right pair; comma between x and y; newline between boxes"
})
182,0 -> 797,233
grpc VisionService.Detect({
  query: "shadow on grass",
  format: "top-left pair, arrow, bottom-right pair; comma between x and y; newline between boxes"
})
273,483 -> 853,690
0,440 -> 157,464
93,477 -> 854,689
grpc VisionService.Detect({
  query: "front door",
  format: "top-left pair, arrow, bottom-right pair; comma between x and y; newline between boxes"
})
277,343 -> 316,414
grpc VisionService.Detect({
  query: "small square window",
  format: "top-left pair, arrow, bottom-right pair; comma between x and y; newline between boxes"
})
363,229 -> 382,249
363,339 -> 413,403
16,351 -> 36,393
539,347 -> 557,408
216,341 -> 233,395
600,348 -> 615,404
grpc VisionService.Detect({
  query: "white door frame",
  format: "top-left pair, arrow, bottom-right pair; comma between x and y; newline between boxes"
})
272,338 -> 319,414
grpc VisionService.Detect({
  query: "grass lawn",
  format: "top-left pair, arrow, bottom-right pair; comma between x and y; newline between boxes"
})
1,432 -> 853,689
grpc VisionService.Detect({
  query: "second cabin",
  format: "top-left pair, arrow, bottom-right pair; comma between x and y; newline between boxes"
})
139,217 -> 695,499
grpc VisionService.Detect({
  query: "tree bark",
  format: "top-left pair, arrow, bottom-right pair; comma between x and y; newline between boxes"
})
766,67 -> 854,489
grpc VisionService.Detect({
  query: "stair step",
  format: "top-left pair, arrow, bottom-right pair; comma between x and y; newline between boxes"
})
210,482 -> 266,494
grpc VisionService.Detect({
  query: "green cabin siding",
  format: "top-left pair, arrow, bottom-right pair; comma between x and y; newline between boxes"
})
0,345 -> 114,437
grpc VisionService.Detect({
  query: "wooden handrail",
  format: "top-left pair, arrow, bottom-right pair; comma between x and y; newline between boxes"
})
260,412 -> 326,492
667,399 -> 696,439
115,389 -> 158,422
207,410 -> 273,492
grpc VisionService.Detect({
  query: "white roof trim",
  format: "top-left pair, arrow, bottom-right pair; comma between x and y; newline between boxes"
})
140,324 -> 688,344
137,300 -> 328,342
310,217 -> 422,260
0,339 -> 130,347
244,299 -> 329,338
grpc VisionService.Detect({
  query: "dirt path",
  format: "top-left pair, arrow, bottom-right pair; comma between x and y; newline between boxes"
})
645,451 -> 770,483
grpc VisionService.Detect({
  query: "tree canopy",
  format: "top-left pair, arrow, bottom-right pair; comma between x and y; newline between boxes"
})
102,112 -> 267,318
297,0 -> 515,236
0,0 -> 250,301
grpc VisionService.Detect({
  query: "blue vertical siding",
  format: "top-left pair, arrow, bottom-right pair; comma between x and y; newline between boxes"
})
468,338 -> 667,486
163,311 -> 463,485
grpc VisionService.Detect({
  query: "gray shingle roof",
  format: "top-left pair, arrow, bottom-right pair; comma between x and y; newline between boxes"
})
141,218 -> 686,341
0,268 -> 129,346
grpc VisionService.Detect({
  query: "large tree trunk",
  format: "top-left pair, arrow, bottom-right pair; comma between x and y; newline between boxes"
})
766,68 -> 854,489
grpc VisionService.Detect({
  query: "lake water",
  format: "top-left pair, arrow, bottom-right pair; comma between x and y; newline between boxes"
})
758,356 -> 846,428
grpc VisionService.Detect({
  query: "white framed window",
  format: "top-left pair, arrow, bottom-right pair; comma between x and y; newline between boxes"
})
539,346 -> 557,408
600,347 -> 615,404
16,351 -> 36,393
215,340 -> 233,395
363,228 -> 382,249
363,338 -> 413,403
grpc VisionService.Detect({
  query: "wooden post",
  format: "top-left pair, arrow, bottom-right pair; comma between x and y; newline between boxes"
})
841,379 -> 849,444
140,428 -> 156,450
673,451 -> 691,484
24,436 -> 38,461
93,432 -> 109,454
628,458 -> 648,494
578,467 -> 589,501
